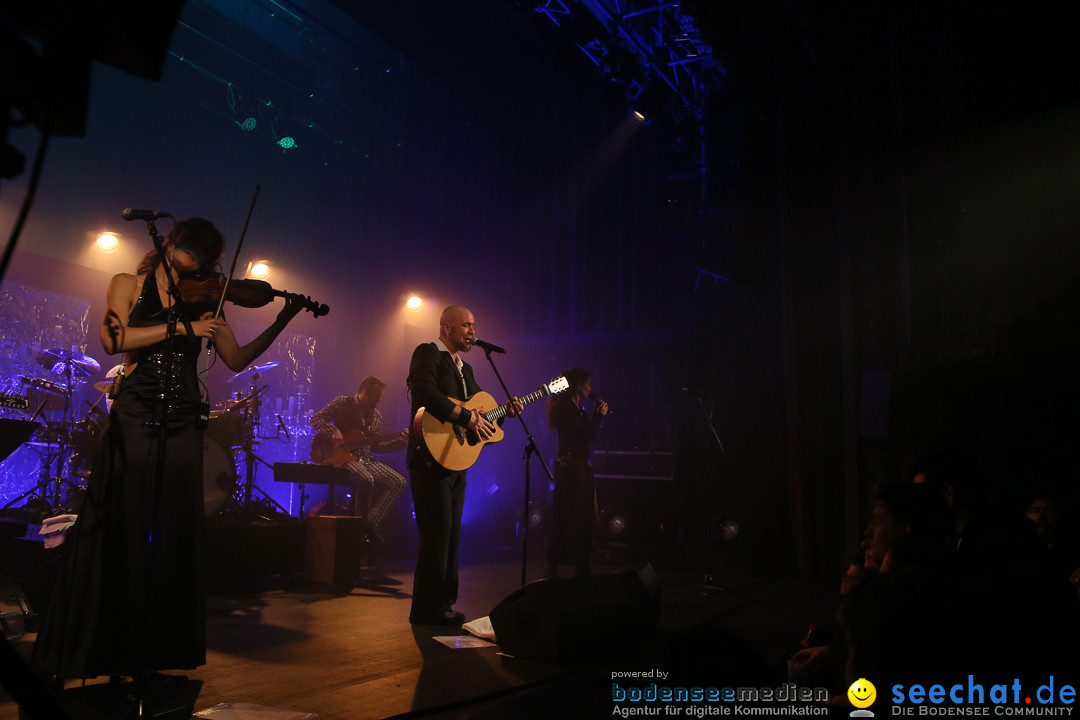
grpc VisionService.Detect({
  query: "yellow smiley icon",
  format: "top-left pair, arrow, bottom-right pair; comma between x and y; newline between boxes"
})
848,678 -> 877,709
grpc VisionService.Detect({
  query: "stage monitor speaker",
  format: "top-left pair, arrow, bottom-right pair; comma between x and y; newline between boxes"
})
0,418 -> 39,462
489,563 -> 661,665
0,634 -> 70,720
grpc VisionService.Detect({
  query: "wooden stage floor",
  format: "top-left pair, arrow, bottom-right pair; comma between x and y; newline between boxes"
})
0,536 -> 836,720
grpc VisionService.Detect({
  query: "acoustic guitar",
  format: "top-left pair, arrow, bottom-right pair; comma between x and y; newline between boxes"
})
310,427 -> 408,467
413,376 -> 569,471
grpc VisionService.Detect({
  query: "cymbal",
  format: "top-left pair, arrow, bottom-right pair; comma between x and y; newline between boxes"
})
37,348 -> 101,376
92,380 -> 113,393
216,397 -> 250,412
228,361 -> 279,382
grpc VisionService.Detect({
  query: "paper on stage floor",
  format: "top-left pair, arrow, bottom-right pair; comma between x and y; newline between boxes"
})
461,615 -> 496,641
433,633 -> 496,649
435,615 -> 498,648
39,514 -> 77,549
194,702 -> 317,720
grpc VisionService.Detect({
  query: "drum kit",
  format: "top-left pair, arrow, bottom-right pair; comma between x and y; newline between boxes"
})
1,348 -> 102,517
2,350 -> 307,521
202,364 -> 274,516
203,360 -> 308,517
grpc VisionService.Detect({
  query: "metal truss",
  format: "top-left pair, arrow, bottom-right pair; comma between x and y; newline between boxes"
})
524,0 -> 724,125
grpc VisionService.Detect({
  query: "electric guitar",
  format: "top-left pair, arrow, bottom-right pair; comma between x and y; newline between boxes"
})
310,427 -> 408,467
414,376 -> 570,471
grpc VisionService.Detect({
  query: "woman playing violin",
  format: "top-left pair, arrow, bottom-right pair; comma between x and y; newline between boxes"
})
32,217 -> 303,688
101,217 -> 304,371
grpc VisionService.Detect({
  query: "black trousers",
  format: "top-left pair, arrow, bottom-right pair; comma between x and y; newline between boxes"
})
408,459 -> 467,619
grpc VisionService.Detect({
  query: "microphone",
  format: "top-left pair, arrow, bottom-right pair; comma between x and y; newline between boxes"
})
276,414 -> 291,441
121,208 -> 172,222
471,338 -> 506,354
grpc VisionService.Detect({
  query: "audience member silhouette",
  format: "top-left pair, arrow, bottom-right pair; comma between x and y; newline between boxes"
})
1024,487 -> 1080,588
791,451 -> 1080,705
904,452 -> 1079,683
787,553 -> 867,702
842,483 -> 955,687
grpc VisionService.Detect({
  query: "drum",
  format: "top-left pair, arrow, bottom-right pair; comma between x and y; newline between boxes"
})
69,411 -> 108,478
207,411 -> 248,447
203,436 -> 238,515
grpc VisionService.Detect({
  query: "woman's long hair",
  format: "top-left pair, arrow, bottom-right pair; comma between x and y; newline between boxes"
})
547,367 -> 589,429
135,217 -> 225,276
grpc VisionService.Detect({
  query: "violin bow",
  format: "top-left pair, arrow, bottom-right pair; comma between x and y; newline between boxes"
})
199,184 -> 260,394
213,183 -> 261,319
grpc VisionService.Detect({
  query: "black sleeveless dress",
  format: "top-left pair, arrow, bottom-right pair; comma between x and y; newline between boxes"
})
33,270 -> 208,678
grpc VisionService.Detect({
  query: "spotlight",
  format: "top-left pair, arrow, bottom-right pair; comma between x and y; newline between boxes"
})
515,501 -> 545,537
717,517 -> 740,541
629,83 -> 668,127
95,232 -> 119,253
406,295 -> 424,312
277,136 -> 296,151
602,508 -> 628,537
247,260 -> 271,280
237,117 -> 257,132
527,501 -> 544,528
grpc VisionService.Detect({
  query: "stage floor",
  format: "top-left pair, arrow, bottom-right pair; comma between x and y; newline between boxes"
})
0,537 -> 837,720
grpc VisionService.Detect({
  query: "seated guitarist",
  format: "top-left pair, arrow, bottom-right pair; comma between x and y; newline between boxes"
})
309,375 -> 407,541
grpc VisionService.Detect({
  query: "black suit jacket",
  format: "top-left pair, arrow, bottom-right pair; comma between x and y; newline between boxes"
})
406,342 -> 481,468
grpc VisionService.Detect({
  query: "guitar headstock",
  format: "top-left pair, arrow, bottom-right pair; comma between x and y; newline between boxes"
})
546,376 -> 570,395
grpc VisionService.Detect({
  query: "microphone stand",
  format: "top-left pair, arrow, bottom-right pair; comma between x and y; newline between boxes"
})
691,393 -> 725,454
478,348 -> 555,586
678,391 -> 727,595
127,222 -> 189,718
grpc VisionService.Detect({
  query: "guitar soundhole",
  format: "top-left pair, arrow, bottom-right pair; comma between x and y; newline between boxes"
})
450,425 -> 480,447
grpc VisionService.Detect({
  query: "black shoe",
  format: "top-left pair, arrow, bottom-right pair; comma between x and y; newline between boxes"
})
409,609 -> 465,626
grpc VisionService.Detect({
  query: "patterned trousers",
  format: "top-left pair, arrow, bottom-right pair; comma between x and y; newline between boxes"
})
342,456 -> 406,532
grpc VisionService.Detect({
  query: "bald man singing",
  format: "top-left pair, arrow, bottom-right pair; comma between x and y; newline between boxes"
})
405,305 -> 517,625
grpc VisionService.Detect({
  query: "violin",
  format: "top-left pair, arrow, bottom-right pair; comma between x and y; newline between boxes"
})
176,273 -> 329,317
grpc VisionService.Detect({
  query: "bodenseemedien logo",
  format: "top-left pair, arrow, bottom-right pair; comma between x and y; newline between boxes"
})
610,677 -> 831,716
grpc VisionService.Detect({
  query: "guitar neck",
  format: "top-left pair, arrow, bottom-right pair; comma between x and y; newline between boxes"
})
481,386 -> 549,423
342,431 -> 400,452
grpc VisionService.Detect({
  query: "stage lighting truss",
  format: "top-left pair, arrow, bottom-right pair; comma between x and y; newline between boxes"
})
520,0 -> 724,128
